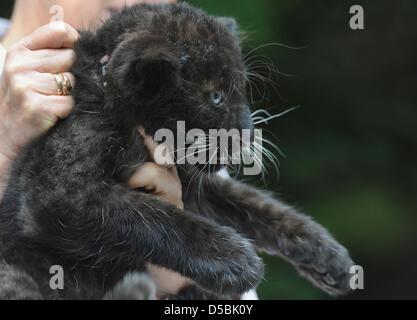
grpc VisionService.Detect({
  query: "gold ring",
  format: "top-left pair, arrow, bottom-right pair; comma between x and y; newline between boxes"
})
55,73 -> 72,96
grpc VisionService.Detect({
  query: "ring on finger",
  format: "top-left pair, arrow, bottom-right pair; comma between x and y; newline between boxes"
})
55,73 -> 72,96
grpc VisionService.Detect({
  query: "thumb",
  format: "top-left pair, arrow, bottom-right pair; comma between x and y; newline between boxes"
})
138,126 -> 176,169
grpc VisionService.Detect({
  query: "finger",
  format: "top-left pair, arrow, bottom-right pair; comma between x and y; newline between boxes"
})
16,49 -> 76,74
138,126 -> 176,169
41,95 -> 74,119
42,72 -> 75,96
12,72 -> 74,96
126,162 -> 169,192
146,264 -> 194,297
16,93 -> 74,131
5,49 -> 76,75
20,22 -> 79,51
138,126 -> 158,163
127,162 -> 183,209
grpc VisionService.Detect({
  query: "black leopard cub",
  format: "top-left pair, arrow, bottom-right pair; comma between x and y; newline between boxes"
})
0,3 -> 354,299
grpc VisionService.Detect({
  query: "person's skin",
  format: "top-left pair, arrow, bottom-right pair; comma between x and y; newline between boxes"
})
2,0 -> 175,48
0,0 -> 191,299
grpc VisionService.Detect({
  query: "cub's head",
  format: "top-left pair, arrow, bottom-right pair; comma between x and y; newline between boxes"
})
74,3 -> 255,175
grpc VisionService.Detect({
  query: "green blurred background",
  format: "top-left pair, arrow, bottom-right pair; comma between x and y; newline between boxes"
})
1,0 -> 416,299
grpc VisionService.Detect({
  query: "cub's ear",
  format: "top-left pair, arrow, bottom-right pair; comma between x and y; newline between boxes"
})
217,17 -> 238,35
216,17 -> 243,45
131,50 -> 180,100
114,35 -> 181,101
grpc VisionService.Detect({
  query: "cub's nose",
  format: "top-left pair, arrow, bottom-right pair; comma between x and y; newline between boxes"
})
224,105 -> 254,142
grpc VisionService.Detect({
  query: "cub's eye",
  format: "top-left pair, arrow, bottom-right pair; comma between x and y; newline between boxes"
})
210,91 -> 223,105
100,63 -> 109,78
99,55 -> 111,78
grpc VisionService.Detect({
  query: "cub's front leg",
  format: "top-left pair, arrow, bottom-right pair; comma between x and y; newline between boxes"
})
28,184 -> 263,298
186,175 -> 354,296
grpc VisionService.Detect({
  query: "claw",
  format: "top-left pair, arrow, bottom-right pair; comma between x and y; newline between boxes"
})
323,273 -> 337,286
313,265 -> 327,274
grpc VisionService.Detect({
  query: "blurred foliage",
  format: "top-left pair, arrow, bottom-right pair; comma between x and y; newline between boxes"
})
1,0 -> 416,299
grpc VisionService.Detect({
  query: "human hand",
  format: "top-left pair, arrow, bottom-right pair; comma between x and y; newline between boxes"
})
0,22 -> 78,196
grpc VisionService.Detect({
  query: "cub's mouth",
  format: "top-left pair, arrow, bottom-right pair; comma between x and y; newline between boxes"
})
148,121 -> 263,177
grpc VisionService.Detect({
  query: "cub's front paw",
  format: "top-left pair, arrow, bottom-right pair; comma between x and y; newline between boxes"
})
196,227 -> 264,297
262,210 -> 354,296
291,234 -> 354,296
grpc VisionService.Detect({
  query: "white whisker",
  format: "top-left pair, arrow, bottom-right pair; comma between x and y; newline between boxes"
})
254,106 -> 299,125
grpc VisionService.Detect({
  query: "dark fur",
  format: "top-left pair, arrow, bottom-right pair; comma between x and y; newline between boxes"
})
0,3 -> 354,300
